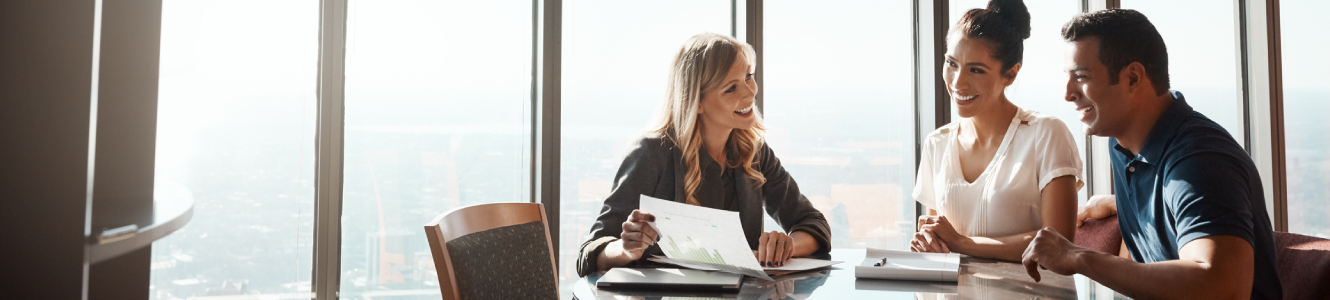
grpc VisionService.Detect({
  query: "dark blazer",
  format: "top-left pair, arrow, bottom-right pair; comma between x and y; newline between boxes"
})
575,135 -> 832,277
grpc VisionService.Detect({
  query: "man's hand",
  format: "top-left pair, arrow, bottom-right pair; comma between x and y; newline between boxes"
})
1077,195 -> 1118,227
1020,227 -> 1088,282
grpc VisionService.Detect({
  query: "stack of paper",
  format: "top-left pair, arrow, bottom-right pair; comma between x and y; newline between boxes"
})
854,248 -> 960,282
639,195 -> 842,280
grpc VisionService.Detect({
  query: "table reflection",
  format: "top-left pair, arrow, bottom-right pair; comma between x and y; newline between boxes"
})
573,249 -> 1125,300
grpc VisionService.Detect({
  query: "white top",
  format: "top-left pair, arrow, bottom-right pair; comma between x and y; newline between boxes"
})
913,108 -> 1083,238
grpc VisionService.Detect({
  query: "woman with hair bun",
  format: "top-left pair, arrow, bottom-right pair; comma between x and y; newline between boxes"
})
575,33 -> 831,277
910,0 -> 1084,262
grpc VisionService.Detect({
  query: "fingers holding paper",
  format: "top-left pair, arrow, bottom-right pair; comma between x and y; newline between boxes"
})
757,231 -> 795,267
619,209 -> 659,259
627,209 -> 658,225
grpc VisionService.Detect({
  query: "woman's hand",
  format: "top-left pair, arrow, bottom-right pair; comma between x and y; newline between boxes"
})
598,210 -> 658,271
757,230 -> 795,267
910,228 -> 950,253
911,215 -> 963,253
920,215 -> 965,243
618,210 -> 659,260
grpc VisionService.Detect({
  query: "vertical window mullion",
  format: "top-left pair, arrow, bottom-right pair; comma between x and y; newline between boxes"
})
1238,0 -> 1253,152
914,0 -> 949,221
1227,0 -> 1287,231
746,0 -> 763,112
1245,0 -> 1286,231
537,0 -> 563,268
314,0 -> 348,298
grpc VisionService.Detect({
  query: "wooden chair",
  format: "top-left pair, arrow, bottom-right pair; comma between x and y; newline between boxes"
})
424,203 -> 559,300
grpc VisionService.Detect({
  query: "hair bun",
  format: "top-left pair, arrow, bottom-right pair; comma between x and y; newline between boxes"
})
987,0 -> 1031,40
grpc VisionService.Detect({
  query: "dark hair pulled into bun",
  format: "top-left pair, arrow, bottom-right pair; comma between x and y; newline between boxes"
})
988,0 -> 1031,39
954,0 -> 1031,73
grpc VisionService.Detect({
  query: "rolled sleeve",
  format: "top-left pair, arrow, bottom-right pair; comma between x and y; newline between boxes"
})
575,236 -> 617,277
1035,118 -> 1084,192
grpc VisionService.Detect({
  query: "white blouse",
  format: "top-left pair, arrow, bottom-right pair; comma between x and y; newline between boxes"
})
913,108 -> 1083,238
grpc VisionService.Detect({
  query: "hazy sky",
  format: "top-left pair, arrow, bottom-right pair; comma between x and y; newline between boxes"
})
151,1 -> 1329,297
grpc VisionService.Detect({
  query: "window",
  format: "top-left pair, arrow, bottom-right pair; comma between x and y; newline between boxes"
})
1121,0 -> 1244,140
145,2 -> 1318,298
340,0 -> 533,298
1281,1 -> 1330,238
762,0 -> 915,249
558,0 -> 732,294
948,0 -> 1088,202
150,1 -> 317,298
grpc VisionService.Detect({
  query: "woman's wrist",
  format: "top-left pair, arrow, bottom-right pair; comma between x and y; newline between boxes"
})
596,239 -> 630,271
952,236 -> 976,253
789,231 -> 819,257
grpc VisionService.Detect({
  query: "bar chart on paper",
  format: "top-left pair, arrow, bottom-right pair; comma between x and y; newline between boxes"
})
666,236 -> 729,265
640,195 -> 772,280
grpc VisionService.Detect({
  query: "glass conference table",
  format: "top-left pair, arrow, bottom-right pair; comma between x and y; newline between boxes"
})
573,248 -> 1130,300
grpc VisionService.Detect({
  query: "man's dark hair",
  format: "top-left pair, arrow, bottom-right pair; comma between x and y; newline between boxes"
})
1062,9 -> 1170,95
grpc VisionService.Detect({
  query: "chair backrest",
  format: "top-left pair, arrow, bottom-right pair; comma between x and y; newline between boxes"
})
1273,232 -> 1330,299
423,203 -> 559,300
1074,216 -> 1122,255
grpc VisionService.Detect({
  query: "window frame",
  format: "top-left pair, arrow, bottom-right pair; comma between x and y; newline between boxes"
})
314,0 -> 348,298
301,0 -> 1294,298
1240,0 -> 1287,232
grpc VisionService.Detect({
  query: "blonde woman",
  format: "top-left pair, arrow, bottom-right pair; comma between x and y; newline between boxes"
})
575,33 -> 830,277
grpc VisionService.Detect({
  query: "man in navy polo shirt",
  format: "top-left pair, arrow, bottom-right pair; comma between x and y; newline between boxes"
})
1018,9 -> 1281,299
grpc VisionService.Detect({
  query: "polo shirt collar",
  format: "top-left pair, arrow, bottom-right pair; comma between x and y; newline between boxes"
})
1113,90 -> 1191,165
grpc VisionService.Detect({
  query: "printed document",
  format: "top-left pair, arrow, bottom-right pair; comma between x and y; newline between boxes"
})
639,195 -> 774,281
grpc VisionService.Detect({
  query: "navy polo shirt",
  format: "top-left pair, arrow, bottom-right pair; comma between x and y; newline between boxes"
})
1110,91 -> 1281,299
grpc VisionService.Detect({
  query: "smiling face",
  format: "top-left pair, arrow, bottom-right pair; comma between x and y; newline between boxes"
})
1064,37 -> 1131,137
944,36 -> 1018,119
697,51 -> 759,133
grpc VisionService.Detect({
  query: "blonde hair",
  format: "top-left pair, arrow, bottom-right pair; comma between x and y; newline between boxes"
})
649,33 -> 766,206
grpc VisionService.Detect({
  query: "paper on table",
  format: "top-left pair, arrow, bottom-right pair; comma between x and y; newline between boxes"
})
855,248 -> 961,282
639,195 -> 773,281
649,256 -> 842,274
761,257 -> 843,272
